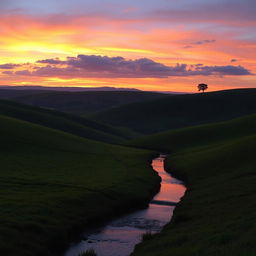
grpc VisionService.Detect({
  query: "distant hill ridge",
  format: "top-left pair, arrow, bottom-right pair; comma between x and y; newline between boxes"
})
0,89 -> 166,115
0,85 -> 141,92
93,88 -> 256,134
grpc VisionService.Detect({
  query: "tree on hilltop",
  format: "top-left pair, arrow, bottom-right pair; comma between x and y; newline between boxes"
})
198,83 -> 208,93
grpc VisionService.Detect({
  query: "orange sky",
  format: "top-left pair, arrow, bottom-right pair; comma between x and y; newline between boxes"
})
0,1 -> 255,92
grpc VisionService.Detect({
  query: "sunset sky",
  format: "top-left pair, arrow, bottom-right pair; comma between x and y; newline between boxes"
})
0,0 -> 255,92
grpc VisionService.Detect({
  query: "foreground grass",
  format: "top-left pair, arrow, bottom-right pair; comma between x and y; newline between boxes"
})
0,115 -> 159,256
131,114 -> 256,256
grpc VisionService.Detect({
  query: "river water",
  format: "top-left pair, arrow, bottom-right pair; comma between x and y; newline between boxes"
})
64,155 -> 186,256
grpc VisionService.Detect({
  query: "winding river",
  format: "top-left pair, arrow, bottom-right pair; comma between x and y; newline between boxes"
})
64,155 -> 186,256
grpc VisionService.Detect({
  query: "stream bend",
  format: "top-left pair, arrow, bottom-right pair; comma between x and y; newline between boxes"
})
64,155 -> 186,256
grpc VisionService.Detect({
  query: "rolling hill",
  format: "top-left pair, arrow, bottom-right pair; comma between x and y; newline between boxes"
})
0,89 -> 166,115
0,115 -> 159,256
93,88 -> 256,134
0,99 -> 137,144
131,114 -> 256,256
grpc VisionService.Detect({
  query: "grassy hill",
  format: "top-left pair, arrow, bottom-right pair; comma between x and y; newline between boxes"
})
130,113 -> 256,152
0,99 -> 137,144
93,89 -> 256,134
1,90 -> 165,115
0,115 -> 159,256
131,114 -> 256,256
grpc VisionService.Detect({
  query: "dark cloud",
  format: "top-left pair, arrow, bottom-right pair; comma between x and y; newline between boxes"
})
35,55 -> 180,78
15,70 -> 32,76
231,59 -> 238,62
37,58 -> 64,64
0,63 -> 21,69
195,65 -> 251,76
7,55 -> 253,78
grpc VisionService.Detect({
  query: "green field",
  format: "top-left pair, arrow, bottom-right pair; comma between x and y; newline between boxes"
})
1,88 -> 256,256
93,89 -> 256,134
0,115 -> 159,256
131,114 -> 256,256
0,99 -> 138,144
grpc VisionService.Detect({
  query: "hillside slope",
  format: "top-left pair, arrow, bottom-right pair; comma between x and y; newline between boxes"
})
0,115 -> 159,256
130,113 -> 256,152
6,90 -> 165,115
131,114 -> 256,256
93,88 -> 256,134
0,99 -> 136,144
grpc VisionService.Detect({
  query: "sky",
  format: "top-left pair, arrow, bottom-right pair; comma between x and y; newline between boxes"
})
0,0 -> 255,92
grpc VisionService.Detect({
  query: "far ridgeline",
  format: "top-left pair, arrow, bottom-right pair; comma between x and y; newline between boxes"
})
93,88 -> 256,134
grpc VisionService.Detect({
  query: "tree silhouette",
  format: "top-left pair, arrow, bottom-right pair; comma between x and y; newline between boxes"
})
198,83 -> 208,93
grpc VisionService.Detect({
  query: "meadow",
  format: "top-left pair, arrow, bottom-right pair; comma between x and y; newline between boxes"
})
0,115 -> 159,256
131,114 -> 256,256
1,88 -> 256,256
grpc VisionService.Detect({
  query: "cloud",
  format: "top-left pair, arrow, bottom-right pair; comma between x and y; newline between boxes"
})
184,39 -> 216,49
2,71 -> 13,75
37,58 -> 64,64
10,55 -> 252,79
15,70 -> 32,76
0,63 -> 21,69
193,39 -> 216,45
194,65 -> 251,76
150,1 -> 256,27
231,59 -> 238,63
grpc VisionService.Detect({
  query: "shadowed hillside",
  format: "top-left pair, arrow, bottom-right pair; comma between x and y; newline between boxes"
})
131,114 -> 256,256
0,99 -> 137,144
130,113 -> 256,152
93,89 -> 256,134
0,115 -> 159,256
0,90 -> 166,115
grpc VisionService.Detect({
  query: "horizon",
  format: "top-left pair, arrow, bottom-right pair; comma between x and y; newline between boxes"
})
0,0 -> 255,92
0,84 -> 255,95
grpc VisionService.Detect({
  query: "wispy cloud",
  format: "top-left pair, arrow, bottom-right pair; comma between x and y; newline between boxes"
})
193,40 -> 216,45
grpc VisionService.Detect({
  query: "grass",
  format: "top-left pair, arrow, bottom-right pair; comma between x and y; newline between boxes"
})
78,249 -> 97,256
131,114 -> 256,256
129,113 -> 256,153
0,99 -> 138,144
93,88 -> 256,134
0,115 -> 159,256
141,231 -> 154,241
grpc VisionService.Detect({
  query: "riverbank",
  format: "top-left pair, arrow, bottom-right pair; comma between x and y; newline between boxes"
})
131,115 -> 256,256
0,116 -> 161,256
64,156 -> 186,256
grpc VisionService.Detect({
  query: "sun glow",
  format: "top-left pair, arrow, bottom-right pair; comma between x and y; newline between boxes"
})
0,5 -> 255,92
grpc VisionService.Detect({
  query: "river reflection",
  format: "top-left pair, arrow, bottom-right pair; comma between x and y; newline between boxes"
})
64,155 -> 186,256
